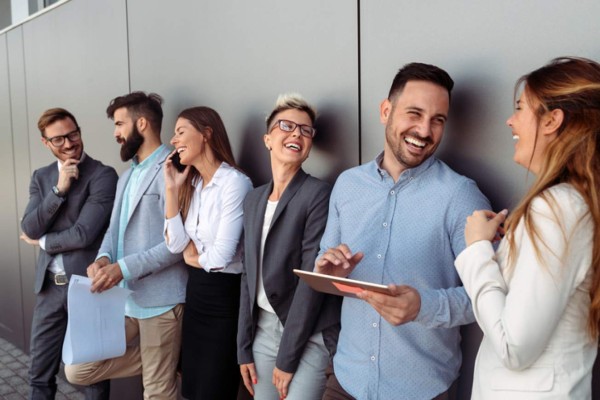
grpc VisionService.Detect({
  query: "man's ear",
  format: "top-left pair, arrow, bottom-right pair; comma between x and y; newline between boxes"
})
41,136 -> 51,150
380,98 -> 392,125
541,108 -> 564,136
136,117 -> 148,132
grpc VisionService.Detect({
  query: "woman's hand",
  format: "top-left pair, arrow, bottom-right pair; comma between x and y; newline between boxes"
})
183,240 -> 201,268
239,363 -> 257,396
164,150 -> 190,190
465,209 -> 508,246
273,367 -> 294,399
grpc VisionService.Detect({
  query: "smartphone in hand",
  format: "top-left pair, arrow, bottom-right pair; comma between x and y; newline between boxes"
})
170,151 -> 186,173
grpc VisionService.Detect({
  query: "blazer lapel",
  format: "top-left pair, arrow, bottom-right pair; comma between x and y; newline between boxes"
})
129,147 -> 167,213
269,169 -> 308,230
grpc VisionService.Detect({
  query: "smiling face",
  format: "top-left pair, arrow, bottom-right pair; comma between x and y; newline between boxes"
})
42,117 -> 83,162
505,89 -> 561,174
380,80 -> 449,175
170,117 -> 208,166
264,108 -> 313,168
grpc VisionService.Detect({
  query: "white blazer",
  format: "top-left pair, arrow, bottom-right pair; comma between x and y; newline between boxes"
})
456,183 -> 597,399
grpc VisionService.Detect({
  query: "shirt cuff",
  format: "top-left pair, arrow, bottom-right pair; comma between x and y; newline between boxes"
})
117,259 -> 131,280
96,253 -> 113,263
38,235 -> 47,250
414,288 -> 438,326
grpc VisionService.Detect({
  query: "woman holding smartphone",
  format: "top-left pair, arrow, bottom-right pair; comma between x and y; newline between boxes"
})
164,106 -> 252,400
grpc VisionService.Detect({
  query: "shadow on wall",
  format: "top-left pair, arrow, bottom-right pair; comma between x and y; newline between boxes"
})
438,82 -> 523,210
313,102 -> 353,183
237,113 -> 271,187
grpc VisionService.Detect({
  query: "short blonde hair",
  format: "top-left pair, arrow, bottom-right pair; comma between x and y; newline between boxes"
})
265,93 -> 317,130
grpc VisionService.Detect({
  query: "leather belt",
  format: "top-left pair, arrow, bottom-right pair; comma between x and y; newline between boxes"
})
46,271 -> 68,286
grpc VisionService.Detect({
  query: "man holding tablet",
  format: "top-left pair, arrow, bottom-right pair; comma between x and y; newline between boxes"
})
316,63 -> 489,400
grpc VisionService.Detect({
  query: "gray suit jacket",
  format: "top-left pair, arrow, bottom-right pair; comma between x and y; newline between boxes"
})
21,154 -> 118,294
98,145 -> 187,307
237,169 -> 341,373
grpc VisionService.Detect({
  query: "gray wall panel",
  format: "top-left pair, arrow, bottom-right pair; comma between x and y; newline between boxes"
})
0,32 -> 25,348
22,0 -> 130,174
126,0 -> 359,186
7,26 -> 35,351
360,1 -> 600,398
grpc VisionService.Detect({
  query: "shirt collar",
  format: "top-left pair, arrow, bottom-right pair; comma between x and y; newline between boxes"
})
373,151 -> 435,182
193,161 -> 231,190
132,144 -> 165,169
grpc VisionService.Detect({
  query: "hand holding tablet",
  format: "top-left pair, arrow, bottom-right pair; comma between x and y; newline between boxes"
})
293,269 -> 393,298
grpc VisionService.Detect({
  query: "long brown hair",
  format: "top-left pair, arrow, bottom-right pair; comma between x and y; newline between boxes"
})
176,106 -> 238,221
504,57 -> 600,337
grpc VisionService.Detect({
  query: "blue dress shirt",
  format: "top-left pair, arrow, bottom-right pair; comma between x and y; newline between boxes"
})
318,153 -> 490,399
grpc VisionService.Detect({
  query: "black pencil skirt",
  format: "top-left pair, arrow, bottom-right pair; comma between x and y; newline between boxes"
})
181,266 -> 241,400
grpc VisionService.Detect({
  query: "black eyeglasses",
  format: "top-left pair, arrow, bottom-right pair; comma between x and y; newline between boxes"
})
270,119 -> 316,138
44,128 -> 81,147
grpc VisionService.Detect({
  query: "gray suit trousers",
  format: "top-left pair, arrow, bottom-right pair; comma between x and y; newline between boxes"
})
29,277 -> 110,400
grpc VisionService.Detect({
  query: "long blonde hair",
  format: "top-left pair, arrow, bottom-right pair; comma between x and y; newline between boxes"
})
504,57 -> 600,337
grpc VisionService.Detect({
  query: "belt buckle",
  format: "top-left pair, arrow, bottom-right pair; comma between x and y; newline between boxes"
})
54,274 -> 68,286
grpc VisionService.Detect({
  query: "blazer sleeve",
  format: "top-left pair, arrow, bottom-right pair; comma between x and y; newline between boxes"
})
21,169 -> 65,239
276,183 -> 331,373
455,192 -> 592,370
43,166 -> 118,254
237,219 -> 255,365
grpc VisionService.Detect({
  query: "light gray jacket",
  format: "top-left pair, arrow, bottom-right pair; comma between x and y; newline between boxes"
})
98,145 -> 187,307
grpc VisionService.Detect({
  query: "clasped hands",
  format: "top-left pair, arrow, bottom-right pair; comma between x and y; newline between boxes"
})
464,209 -> 508,247
87,256 -> 124,293
316,244 -> 421,326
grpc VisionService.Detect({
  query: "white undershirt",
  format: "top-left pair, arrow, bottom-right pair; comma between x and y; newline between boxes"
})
257,200 -> 278,313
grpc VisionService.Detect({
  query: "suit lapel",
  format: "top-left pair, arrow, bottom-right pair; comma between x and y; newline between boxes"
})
129,147 -> 166,213
269,169 -> 308,230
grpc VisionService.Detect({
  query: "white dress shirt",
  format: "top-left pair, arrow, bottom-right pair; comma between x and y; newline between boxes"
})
256,200 -> 278,313
164,162 -> 252,274
455,183 -> 596,399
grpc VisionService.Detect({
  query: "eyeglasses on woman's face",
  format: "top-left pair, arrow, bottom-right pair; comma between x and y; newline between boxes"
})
270,119 -> 316,138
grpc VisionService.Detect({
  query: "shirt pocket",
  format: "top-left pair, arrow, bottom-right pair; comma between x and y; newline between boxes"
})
490,366 -> 554,392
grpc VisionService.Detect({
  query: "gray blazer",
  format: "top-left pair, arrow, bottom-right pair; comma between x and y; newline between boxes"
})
237,169 -> 341,373
97,145 -> 187,307
21,154 -> 118,294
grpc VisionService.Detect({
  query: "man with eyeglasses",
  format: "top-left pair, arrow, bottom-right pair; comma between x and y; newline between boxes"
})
316,63 -> 490,400
20,107 -> 118,400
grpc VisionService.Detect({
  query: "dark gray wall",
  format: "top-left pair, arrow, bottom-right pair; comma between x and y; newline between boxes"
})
1,0 -> 600,399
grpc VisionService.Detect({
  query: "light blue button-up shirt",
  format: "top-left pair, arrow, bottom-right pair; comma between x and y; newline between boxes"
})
318,153 -> 489,399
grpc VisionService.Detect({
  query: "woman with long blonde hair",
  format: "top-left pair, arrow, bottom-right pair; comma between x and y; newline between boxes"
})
455,57 -> 600,399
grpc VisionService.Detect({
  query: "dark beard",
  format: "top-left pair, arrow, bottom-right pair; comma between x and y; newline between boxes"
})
120,125 -> 144,161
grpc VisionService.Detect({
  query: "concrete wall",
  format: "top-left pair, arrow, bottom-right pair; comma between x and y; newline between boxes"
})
1,0 -> 599,398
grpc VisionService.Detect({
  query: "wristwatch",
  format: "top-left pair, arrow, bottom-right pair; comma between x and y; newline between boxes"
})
52,185 -> 65,198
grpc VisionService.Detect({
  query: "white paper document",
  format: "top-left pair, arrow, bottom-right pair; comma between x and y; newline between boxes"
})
62,275 -> 132,365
